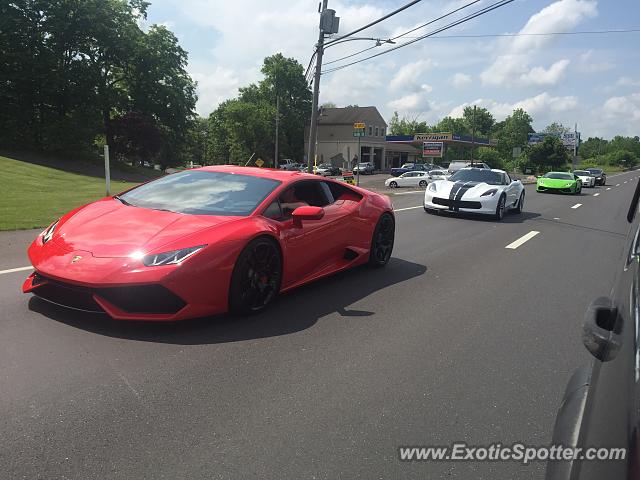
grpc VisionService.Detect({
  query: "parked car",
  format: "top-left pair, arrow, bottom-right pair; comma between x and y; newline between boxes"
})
353,162 -> 375,175
585,167 -> 606,185
279,159 -> 300,171
427,169 -> 450,181
536,171 -> 582,194
385,171 -> 430,189
447,161 -> 490,174
546,178 -> 640,480
314,164 -> 341,177
390,163 -> 433,177
573,170 -> 596,188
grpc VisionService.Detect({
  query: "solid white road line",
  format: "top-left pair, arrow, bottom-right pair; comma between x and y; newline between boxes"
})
0,266 -> 32,276
394,205 -> 424,212
571,203 -> 582,209
594,193 -> 600,197
393,190 -> 423,195
505,231 -> 540,250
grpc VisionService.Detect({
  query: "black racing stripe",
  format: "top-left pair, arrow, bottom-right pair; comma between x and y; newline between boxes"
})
449,181 -> 464,201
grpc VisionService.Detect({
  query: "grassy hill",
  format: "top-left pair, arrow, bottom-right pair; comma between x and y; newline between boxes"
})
0,155 -> 141,231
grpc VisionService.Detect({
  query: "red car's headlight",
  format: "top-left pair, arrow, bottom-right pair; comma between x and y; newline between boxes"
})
142,245 -> 207,267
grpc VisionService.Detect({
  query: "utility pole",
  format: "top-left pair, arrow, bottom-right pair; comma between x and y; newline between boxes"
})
275,94 -> 279,168
306,0 -> 339,174
573,122 -> 578,170
104,144 -> 111,196
470,105 -> 476,166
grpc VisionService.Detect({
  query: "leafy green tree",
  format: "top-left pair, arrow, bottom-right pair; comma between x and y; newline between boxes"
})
388,112 -> 430,135
526,136 -> 569,172
476,147 -> 504,169
493,108 -> 534,159
462,106 -> 494,139
543,122 -> 571,136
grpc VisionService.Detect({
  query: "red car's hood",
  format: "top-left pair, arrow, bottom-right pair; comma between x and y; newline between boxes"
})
53,198 -> 240,257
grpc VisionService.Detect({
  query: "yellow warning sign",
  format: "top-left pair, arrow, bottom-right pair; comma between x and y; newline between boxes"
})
255,158 -> 264,167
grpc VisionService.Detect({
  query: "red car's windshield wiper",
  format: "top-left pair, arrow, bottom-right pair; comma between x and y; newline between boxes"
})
114,195 -> 133,206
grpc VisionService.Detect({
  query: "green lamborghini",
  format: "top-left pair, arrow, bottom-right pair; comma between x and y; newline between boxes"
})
536,171 -> 582,194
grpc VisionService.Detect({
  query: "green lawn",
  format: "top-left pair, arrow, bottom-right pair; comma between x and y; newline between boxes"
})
0,156 -> 139,231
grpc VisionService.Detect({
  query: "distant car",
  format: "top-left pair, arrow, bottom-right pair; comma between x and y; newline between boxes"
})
279,160 -> 300,171
424,168 -> 524,221
314,164 -> 341,177
385,171 -> 430,189
390,163 -> 434,177
573,170 -> 596,188
353,162 -> 374,175
427,169 -> 450,181
447,161 -> 490,174
537,172 -> 582,194
585,167 -> 606,185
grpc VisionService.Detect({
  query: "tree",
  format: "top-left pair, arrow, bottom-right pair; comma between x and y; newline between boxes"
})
476,147 -> 504,169
543,122 -> 571,136
462,106 -> 494,139
388,111 -> 430,135
493,108 -> 534,159
526,136 -> 569,171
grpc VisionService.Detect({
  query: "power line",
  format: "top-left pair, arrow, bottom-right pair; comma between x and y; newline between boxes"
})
322,0 -> 515,74
324,0 -> 423,47
399,28 -> 640,39
324,0 -> 483,66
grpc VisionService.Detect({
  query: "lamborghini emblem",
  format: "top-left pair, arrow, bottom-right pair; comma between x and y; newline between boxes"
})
71,255 -> 82,264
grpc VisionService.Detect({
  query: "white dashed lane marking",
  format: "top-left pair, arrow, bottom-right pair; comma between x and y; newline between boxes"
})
571,203 -> 582,209
505,231 -> 540,250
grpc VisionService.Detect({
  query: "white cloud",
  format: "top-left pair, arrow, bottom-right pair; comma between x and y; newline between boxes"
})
448,92 -> 578,120
617,77 -> 640,87
577,49 -> 614,73
387,92 -> 433,112
389,59 -> 435,91
603,93 -> 640,122
189,66 -> 240,115
480,0 -> 597,86
452,73 -> 472,88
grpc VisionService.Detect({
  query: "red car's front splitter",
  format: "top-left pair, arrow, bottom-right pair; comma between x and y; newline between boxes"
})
23,271 -> 216,321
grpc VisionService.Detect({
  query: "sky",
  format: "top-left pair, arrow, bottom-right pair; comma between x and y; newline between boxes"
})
144,0 -> 640,139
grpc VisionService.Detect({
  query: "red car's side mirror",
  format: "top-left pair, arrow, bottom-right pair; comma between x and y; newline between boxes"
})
292,206 -> 324,227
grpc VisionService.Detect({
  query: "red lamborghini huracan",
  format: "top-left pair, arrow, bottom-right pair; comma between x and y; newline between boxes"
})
23,166 -> 395,321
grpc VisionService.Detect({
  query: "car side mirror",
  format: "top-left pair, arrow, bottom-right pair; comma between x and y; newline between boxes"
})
292,206 -> 325,227
582,296 -> 622,362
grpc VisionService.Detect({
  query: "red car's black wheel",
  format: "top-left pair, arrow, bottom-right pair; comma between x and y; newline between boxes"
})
369,213 -> 395,267
229,237 -> 282,315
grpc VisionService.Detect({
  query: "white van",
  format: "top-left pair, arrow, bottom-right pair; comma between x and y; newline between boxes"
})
447,161 -> 490,173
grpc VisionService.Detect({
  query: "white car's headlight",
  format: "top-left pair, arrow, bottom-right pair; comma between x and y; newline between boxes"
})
480,188 -> 498,197
41,220 -> 59,244
142,245 -> 206,267
428,182 -> 437,192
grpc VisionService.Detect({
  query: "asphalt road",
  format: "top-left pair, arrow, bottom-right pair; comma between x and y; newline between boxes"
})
0,171 -> 636,479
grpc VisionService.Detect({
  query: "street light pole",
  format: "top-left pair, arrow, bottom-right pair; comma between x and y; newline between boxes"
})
307,0 -> 329,174
470,105 -> 476,167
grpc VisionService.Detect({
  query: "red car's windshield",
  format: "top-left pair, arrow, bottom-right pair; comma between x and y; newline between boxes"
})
118,170 -> 280,216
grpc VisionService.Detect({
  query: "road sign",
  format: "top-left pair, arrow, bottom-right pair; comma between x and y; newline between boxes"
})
423,142 -> 443,157
255,158 -> 264,167
352,131 -> 365,137
353,122 -> 366,129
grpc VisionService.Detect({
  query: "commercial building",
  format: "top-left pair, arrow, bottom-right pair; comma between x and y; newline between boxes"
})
304,106 -> 495,171
304,106 -> 389,170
